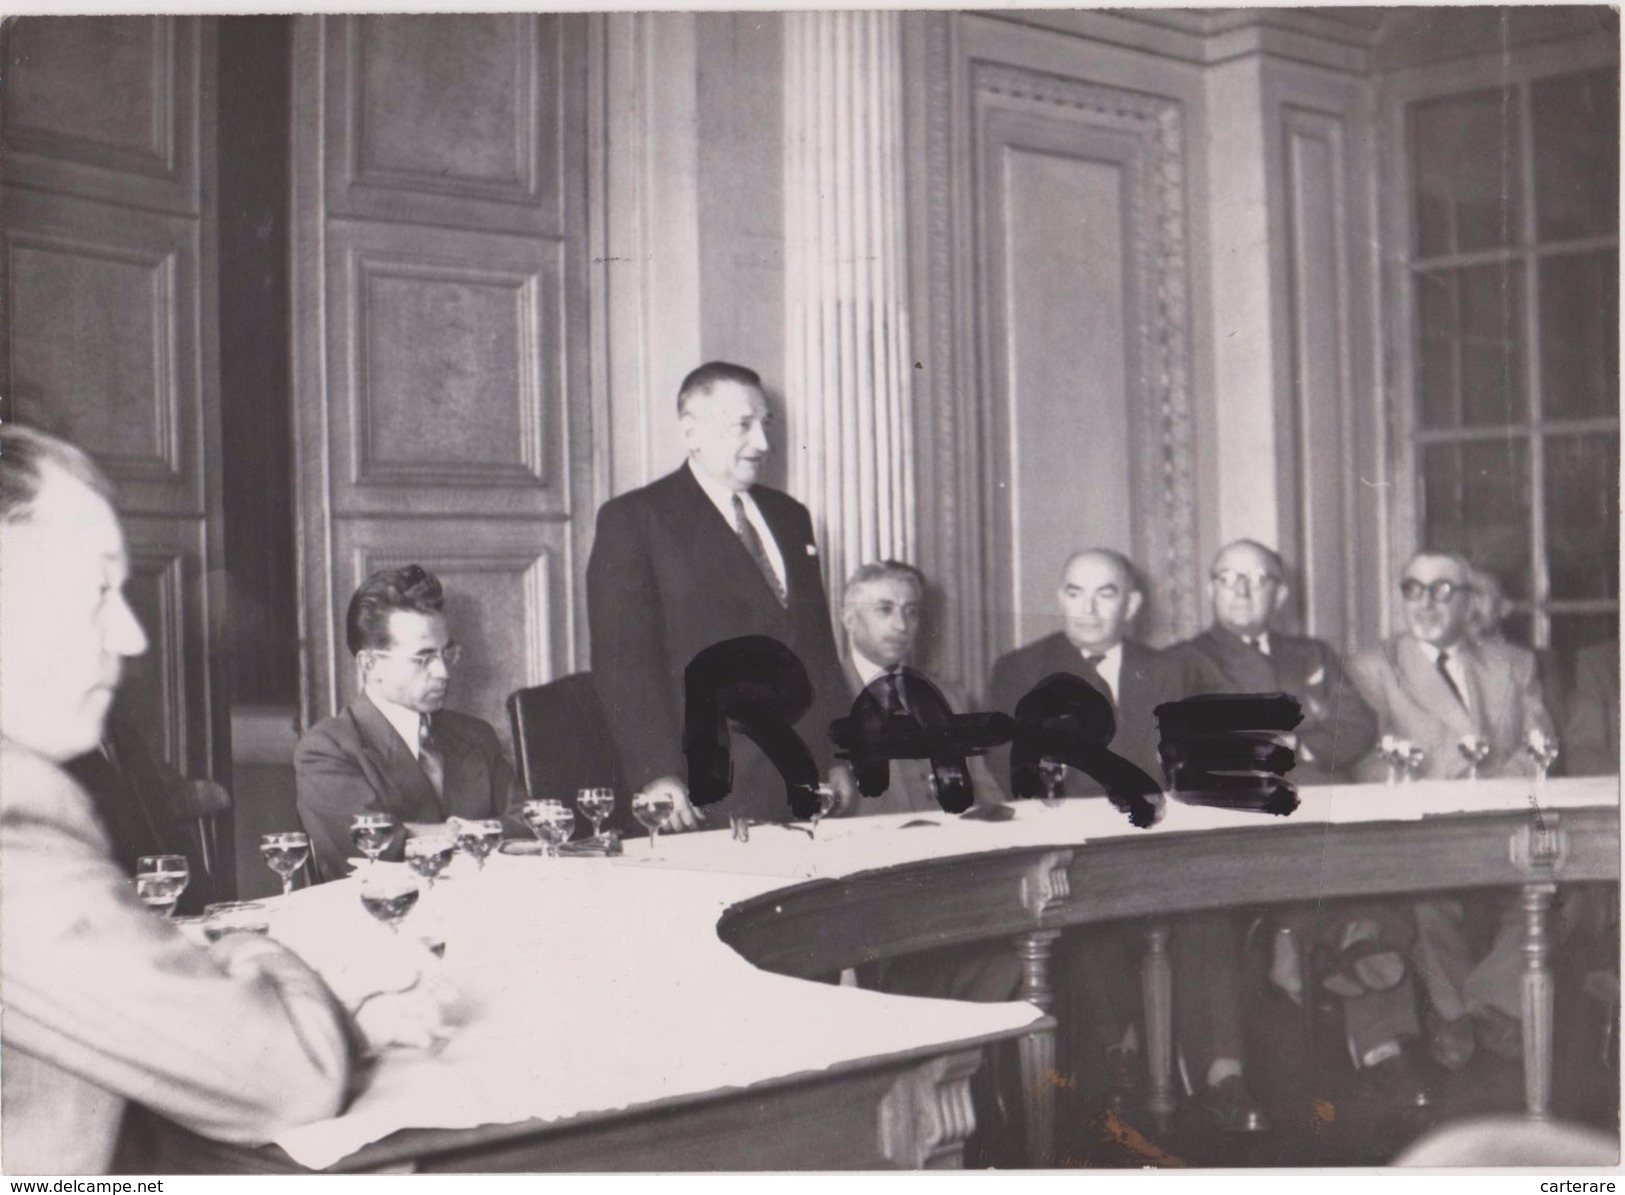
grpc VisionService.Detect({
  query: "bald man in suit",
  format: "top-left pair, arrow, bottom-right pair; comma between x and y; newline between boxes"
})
1349,550 -> 1557,1068
586,362 -> 855,831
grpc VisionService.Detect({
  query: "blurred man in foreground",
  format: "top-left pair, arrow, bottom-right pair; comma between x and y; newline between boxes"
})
0,426 -> 439,1174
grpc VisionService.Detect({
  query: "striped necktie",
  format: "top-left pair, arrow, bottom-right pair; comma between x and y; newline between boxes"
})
418,715 -> 446,803
732,494 -> 787,607
1435,650 -> 1468,710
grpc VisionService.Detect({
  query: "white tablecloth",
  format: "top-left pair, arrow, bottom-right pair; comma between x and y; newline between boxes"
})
267,774 -> 1617,1168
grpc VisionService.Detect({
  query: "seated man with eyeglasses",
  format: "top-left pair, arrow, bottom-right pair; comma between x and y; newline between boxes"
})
1348,550 -> 1557,1071
295,565 -> 525,882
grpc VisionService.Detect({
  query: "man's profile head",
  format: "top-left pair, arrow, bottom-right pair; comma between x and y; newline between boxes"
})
1058,549 -> 1142,654
0,425 -> 148,761
842,561 -> 926,669
347,565 -> 456,715
1399,551 -> 1475,649
677,362 -> 771,493
1209,539 -> 1288,639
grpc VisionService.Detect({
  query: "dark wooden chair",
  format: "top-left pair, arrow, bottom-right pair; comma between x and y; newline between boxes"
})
507,673 -> 636,837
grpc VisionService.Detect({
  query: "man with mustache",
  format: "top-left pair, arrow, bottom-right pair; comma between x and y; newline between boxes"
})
587,362 -> 854,829
296,564 -> 525,881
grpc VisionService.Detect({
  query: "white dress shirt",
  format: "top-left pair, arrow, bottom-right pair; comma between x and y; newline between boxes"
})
688,461 -> 787,596
1416,639 -> 1472,712
852,648 -> 898,691
370,692 -> 428,760
1084,643 -> 1124,705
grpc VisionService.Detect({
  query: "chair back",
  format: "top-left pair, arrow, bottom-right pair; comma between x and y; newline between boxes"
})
507,674 -> 635,835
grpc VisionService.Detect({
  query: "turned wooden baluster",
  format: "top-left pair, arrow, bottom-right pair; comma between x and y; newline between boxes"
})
1521,882 -> 1558,1119
1015,929 -> 1061,1166
1143,924 -> 1175,1132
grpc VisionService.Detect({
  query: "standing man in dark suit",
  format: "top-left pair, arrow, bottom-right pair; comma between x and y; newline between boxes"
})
295,565 -> 525,881
987,549 -> 1267,1132
586,362 -> 854,830
1168,540 -> 1428,1107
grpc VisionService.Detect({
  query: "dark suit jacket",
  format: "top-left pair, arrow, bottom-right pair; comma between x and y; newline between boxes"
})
1165,626 -> 1378,784
985,633 -> 1212,798
1347,634 -> 1556,782
841,658 -> 1002,816
1563,639 -> 1619,777
586,464 -> 848,822
294,693 -> 524,881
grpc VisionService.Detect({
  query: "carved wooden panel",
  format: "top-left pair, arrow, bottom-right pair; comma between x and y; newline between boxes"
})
971,65 -> 1198,649
328,221 -> 563,513
1281,107 -> 1355,643
333,521 -> 568,753
118,529 -> 192,771
326,14 -> 574,237
1,16 -> 198,214
4,189 -> 200,517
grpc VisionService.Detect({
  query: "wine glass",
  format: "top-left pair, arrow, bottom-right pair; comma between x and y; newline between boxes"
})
135,855 -> 190,918
1457,735 -> 1490,782
1526,728 -> 1560,788
1378,736 -> 1412,787
631,789 -> 674,852
359,872 -> 420,934
350,812 -> 396,869
522,800 -> 576,858
1038,757 -> 1067,807
405,836 -> 455,888
260,831 -> 310,897
808,783 -> 838,838
454,818 -> 504,871
578,787 -> 615,840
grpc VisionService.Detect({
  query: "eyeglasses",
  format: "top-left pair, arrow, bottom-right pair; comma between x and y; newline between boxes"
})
370,644 -> 464,670
1399,579 -> 1472,604
1211,570 -> 1281,594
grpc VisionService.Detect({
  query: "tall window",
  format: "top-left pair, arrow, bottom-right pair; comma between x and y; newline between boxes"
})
1406,66 -> 1619,678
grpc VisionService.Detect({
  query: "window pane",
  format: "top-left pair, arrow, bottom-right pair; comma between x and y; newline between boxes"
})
1533,68 -> 1620,242
1416,264 -> 1526,429
1549,612 -> 1620,721
1411,87 -> 1522,257
1546,430 -> 1621,602
1540,250 -> 1619,420
1421,439 -> 1532,597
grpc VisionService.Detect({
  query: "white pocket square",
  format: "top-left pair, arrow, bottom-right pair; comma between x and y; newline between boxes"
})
1307,667 -> 1325,686
806,544 -> 818,556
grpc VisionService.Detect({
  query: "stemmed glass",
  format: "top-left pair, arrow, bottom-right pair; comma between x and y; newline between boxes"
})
1457,735 -> 1490,782
350,812 -> 396,869
260,831 -> 310,897
1379,736 -> 1425,786
135,855 -> 189,918
522,800 -> 577,858
1526,728 -> 1560,789
631,789 -> 674,852
808,783 -> 838,839
454,819 -> 505,871
578,787 -> 615,840
359,872 -> 420,934
1038,756 -> 1067,808
405,836 -> 455,889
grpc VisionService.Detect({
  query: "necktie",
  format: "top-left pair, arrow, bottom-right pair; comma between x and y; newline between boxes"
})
1079,652 -> 1112,704
882,667 -> 907,715
418,715 -> 446,802
732,495 -> 787,607
1435,650 -> 1468,710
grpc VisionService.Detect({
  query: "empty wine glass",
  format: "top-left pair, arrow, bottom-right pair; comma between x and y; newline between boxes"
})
135,855 -> 190,918
260,831 -> 310,897
631,789 -> 674,852
522,800 -> 576,858
1457,735 -> 1490,782
454,818 -> 504,871
578,787 -> 615,839
808,783 -> 838,838
350,812 -> 396,869
359,872 -> 420,934
405,835 -> 455,888
1378,736 -> 1413,787
1526,728 -> 1560,788
1038,757 -> 1067,807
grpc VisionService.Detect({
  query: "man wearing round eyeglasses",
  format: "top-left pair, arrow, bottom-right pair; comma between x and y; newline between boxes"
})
295,565 -> 524,881
1348,550 -> 1557,1073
